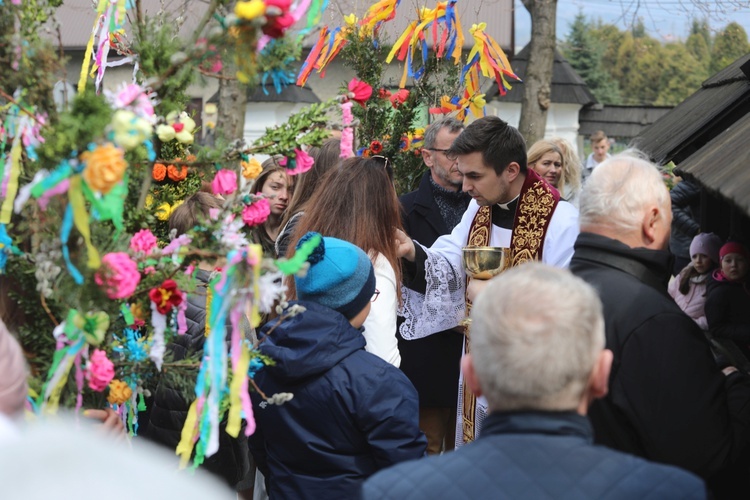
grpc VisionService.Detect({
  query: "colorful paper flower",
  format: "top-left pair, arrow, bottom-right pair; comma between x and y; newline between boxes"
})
110,83 -> 155,120
242,198 -> 271,227
370,141 -> 383,154
242,158 -> 263,180
152,163 -> 166,181
167,164 -> 188,182
262,0 -> 294,38
212,169 -> 238,195
73,311 -> 110,347
88,349 -> 115,392
154,200 -> 183,221
347,78 -> 373,107
111,110 -> 153,151
95,252 -> 141,300
130,229 -> 158,254
149,279 -> 184,315
107,379 -> 133,405
283,149 -> 315,176
81,143 -> 128,194
155,111 -> 196,144
235,0 -> 266,20
389,89 -> 410,108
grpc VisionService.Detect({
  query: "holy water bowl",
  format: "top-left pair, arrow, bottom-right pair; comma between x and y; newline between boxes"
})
462,246 -> 511,280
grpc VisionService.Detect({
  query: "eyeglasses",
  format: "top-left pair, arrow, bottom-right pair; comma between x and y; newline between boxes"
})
371,289 -> 380,302
370,155 -> 394,182
427,148 -> 458,161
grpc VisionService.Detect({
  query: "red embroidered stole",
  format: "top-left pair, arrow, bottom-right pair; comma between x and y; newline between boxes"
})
461,169 -> 560,444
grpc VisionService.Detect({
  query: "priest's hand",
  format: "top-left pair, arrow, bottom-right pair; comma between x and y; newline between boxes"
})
395,229 -> 416,262
84,408 -> 126,441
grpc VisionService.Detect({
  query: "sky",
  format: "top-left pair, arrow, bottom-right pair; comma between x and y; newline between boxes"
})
515,0 -> 750,50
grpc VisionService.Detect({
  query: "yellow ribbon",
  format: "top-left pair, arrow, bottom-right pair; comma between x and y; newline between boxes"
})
78,0 -> 109,93
250,244 -> 262,328
226,346 -> 251,438
68,176 -> 101,269
45,356 -> 76,415
0,136 -> 22,224
176,400 -> 200,468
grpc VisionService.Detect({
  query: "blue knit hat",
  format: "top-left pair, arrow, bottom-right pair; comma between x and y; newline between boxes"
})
294,232 -> 376,319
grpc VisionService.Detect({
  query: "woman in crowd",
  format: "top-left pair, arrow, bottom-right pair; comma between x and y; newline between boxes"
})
288,156 -> 403,367
527,140 -> 565,192
275,138 -> 341,257
669,233 -> 722,330
706,241 -> 750,369
252,158 -> 292,257
550,137 -> 582,205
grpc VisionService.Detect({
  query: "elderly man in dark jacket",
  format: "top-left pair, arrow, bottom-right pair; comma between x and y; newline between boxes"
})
364,263 -> 706,499
569,153 -> 750,499
398,117 -> 469,454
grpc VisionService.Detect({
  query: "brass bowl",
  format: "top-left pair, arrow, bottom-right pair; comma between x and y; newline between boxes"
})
462,246 -> 511,280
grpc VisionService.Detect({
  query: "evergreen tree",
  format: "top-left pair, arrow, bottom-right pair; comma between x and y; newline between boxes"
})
562,13 -> 620,104
690,18 -> 712,50
655,43 -> 705,105
710,22 -> 750,74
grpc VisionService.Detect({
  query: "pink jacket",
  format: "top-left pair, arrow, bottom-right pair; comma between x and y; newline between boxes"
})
668,271 -> 709,330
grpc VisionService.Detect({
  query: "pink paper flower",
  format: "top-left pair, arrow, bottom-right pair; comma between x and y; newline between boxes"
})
340,128 -> 354,158
212,169 -> 238,195
347,78 -> 373,107
88,349 -> 115,392
341,101 -> 353,125
129,229 -> 158,254
94,252 -> 141,300
286,149 -> 315,176
242,198 -> 271,227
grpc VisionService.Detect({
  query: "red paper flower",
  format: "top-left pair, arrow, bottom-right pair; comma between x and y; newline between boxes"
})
148,279 -> 184,315
347,78 -> 373,107
370,141 -> 383,154
390,89 -> 410,108
378,88 -> 392,99
262,0 -> 295,38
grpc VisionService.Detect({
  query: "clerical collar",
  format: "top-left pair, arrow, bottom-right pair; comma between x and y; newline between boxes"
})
496,195 -> 519,211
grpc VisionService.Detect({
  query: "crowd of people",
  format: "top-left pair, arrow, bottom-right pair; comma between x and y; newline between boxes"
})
3,118 -> 750,499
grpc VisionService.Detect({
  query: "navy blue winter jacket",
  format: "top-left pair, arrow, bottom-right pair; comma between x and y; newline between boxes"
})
363,411 -> 706,500
249,301 -> 426,500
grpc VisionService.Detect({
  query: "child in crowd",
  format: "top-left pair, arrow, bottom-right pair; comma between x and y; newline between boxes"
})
668,233 -> 722,330
249,232 -> 425,499
583,130 -> 611,179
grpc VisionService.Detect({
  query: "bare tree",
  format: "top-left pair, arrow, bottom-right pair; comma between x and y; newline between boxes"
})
518,0 -> 557,145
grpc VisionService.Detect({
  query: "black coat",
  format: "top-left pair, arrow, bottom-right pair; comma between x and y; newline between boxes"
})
669,178 -> 701,261
363,411 -> 706,499
398,172 -> 469,408
569,233 -> 750,485
145,270 -> 251,488
706,273 -> 750,360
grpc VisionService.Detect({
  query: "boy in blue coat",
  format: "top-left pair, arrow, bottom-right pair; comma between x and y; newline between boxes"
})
249,232 -> 426,499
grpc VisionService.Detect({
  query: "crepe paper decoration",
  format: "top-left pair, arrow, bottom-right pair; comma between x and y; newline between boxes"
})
361,0 -> 401,33
262,0 -> 295,38
70,175 -> 102,270
156,111 -> 196,144
111,110 -> 153,151
430,65 -> 486,121
281,149 -> 315,176
249,244 -> 263,328
95,252 -> 141,299
0,224 -> 21,274
87,349 -> 115,391
81,143 -> 128,195
78,0 -> 110,93
386,1 -> 463,88
212,169 -> 238,195
226,305 -> 254,438
235,0 -> 265,20
389,89 -> 410,108
176,298 -> 188,335
346,79 -> 373,107
149,279 -> 184,315
275,232 -> 322,275
0,133 -> 22,225
149,302 -> 167,371
73,310 -> 111,347
108,83 -> 155,120
296,26 -> 348,86
241,157 -> 263,180
463,22 -> 520,97
39,334 -> 86,414
130,228 -> 158,254
242,198 -> 270,227
107,379 -> 133,405
154,200 -> 183,221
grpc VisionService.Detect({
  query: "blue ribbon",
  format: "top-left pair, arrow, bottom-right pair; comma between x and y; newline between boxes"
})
61,203 -> 84,285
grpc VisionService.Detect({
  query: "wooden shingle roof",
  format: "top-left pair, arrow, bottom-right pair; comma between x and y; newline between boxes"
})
579,105 -> 673,139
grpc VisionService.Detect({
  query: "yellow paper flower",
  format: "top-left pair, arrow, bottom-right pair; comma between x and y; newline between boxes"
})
111,110 -> 153,151
235,0 -> 265,20
241,157 -> 263,180
154,200 -> 183,221
156,111 -> 196,144
344,13 -> 358,26
81,143 -> 128,194
145,194 -> 154,209
107,379 -> 132,405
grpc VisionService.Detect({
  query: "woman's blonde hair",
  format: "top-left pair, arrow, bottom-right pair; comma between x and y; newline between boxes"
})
527,140 -> 564,191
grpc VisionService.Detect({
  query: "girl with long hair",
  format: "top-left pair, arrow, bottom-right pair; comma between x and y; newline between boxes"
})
288,155 -> 403,366
252,159 -> 292,257
527,140 -> 565,191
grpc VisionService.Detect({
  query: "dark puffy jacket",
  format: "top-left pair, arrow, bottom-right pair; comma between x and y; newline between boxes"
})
569,233 -> 750,493
669,178 -> 701,264
363,412 -> 706,499
706,272 -> 750,361
145,270 -> 250,488
249,300 -> 426,500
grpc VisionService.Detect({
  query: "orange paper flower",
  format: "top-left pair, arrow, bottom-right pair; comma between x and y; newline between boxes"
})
107,379 -> 133,405
241,157 -> 263,180
152,163 -> 167,181
81,143 -> 128,194
167,164 -> 188,182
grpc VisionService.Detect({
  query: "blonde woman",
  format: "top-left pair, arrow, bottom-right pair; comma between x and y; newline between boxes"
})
551,137 -> 582,206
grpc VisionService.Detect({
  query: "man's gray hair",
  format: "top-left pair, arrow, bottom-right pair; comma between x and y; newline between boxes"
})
423,117 -> 465,149
579,150 -> 669,233
471,263 -> 605,412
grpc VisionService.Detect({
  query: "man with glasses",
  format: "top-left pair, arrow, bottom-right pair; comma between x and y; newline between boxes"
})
397,116 -> 579,449
398,118 -> 470,456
